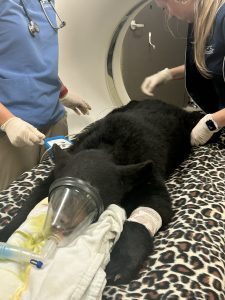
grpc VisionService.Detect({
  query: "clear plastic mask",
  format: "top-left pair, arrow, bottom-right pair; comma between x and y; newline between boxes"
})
43,177 -> 104,244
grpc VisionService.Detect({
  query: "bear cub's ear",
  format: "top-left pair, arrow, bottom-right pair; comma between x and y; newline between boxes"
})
50,144 -> 70,165
118,160 -> 153,187
51,144 -> 70,162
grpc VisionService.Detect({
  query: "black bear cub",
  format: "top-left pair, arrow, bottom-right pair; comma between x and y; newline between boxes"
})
53,99 -> 202,284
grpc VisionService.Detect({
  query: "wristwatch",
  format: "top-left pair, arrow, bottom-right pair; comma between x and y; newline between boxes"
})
205,115 -> 219,131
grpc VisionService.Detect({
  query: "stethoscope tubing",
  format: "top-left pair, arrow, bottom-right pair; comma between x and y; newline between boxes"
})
20,0 -> 32,22
19,0 -> 65,37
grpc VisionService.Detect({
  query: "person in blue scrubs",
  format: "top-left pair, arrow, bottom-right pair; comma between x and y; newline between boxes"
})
0,0 -> 91,190
141,0 -> 225,146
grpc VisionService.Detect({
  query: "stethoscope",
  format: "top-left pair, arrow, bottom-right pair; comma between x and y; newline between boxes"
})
20,0 -> 66,37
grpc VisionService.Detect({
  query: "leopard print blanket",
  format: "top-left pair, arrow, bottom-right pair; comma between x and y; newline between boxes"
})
0,133 -> 225,299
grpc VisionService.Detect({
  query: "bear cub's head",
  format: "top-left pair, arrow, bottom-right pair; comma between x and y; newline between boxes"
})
52,145 -> 153,207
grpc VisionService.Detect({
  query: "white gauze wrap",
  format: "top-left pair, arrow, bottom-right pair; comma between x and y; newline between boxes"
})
128,207 -> 162,236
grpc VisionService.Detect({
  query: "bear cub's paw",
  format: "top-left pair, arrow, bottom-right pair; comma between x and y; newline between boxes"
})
106,221 -> 153,285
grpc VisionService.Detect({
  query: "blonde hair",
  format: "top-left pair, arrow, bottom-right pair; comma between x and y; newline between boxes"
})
194,0 -> 225,78
165,0 -> 225,77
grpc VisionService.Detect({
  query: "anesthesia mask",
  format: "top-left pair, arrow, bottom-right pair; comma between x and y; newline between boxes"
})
42,176 -> 104,259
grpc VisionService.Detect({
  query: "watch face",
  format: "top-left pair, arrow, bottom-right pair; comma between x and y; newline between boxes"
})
206,119 -> 217,131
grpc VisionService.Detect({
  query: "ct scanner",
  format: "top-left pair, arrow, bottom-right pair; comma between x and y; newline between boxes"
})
56,0 -> 150,133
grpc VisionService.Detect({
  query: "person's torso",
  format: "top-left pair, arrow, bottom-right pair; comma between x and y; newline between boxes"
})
185,4 -> 225,113
0,0 -> 64,128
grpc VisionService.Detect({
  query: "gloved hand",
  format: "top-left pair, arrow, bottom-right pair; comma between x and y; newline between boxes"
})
1,117 -> 45,147
191,114 -> 220,146
141,68 -> 173,96
60,92 -> 91,115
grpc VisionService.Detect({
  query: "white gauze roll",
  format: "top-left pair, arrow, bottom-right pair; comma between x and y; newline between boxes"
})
128,207 -> 162,236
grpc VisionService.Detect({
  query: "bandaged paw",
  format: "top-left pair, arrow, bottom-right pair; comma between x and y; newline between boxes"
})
127,207 -> 162,236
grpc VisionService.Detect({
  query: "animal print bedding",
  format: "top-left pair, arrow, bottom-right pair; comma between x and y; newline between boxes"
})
0,132 -> 225,299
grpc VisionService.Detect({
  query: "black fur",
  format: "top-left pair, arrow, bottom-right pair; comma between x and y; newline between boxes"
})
52,99 -> 203,284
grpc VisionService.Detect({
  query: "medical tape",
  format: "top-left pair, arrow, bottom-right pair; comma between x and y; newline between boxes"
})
128,207 -> 162,236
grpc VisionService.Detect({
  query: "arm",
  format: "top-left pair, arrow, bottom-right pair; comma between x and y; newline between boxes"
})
191,108 -> 224,146
0,102 -> 45,147
169,65 -> 185,80
141,64 -> 185,96
0,103 -> 14,126
58,80 -> 91,115
212,108 -> 225,128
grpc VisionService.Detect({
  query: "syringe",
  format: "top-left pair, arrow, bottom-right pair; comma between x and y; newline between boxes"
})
0,242 -> 44,268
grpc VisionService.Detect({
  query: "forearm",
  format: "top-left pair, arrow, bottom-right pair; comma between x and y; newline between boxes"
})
169,65 -> 185,80
191,108 -> 224,146
212,108 -> 225,128
0,103 -> 14,126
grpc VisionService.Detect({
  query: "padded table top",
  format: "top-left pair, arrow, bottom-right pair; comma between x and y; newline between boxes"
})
0,132 -> 225,299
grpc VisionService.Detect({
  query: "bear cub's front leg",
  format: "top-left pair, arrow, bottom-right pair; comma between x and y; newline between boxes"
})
106,221 -> 153,285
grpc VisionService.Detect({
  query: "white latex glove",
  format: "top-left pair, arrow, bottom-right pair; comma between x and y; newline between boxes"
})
60,92 -> 91,115
191,114 -> 220,146
1,117 -> 45,147
141,68 -> 173,96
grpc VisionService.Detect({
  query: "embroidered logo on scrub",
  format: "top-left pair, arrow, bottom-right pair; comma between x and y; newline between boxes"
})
41,0 -> 52,8
205,45 -> 215,55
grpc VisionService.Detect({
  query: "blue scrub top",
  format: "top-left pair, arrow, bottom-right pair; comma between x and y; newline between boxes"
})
0,0 -> 65,128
